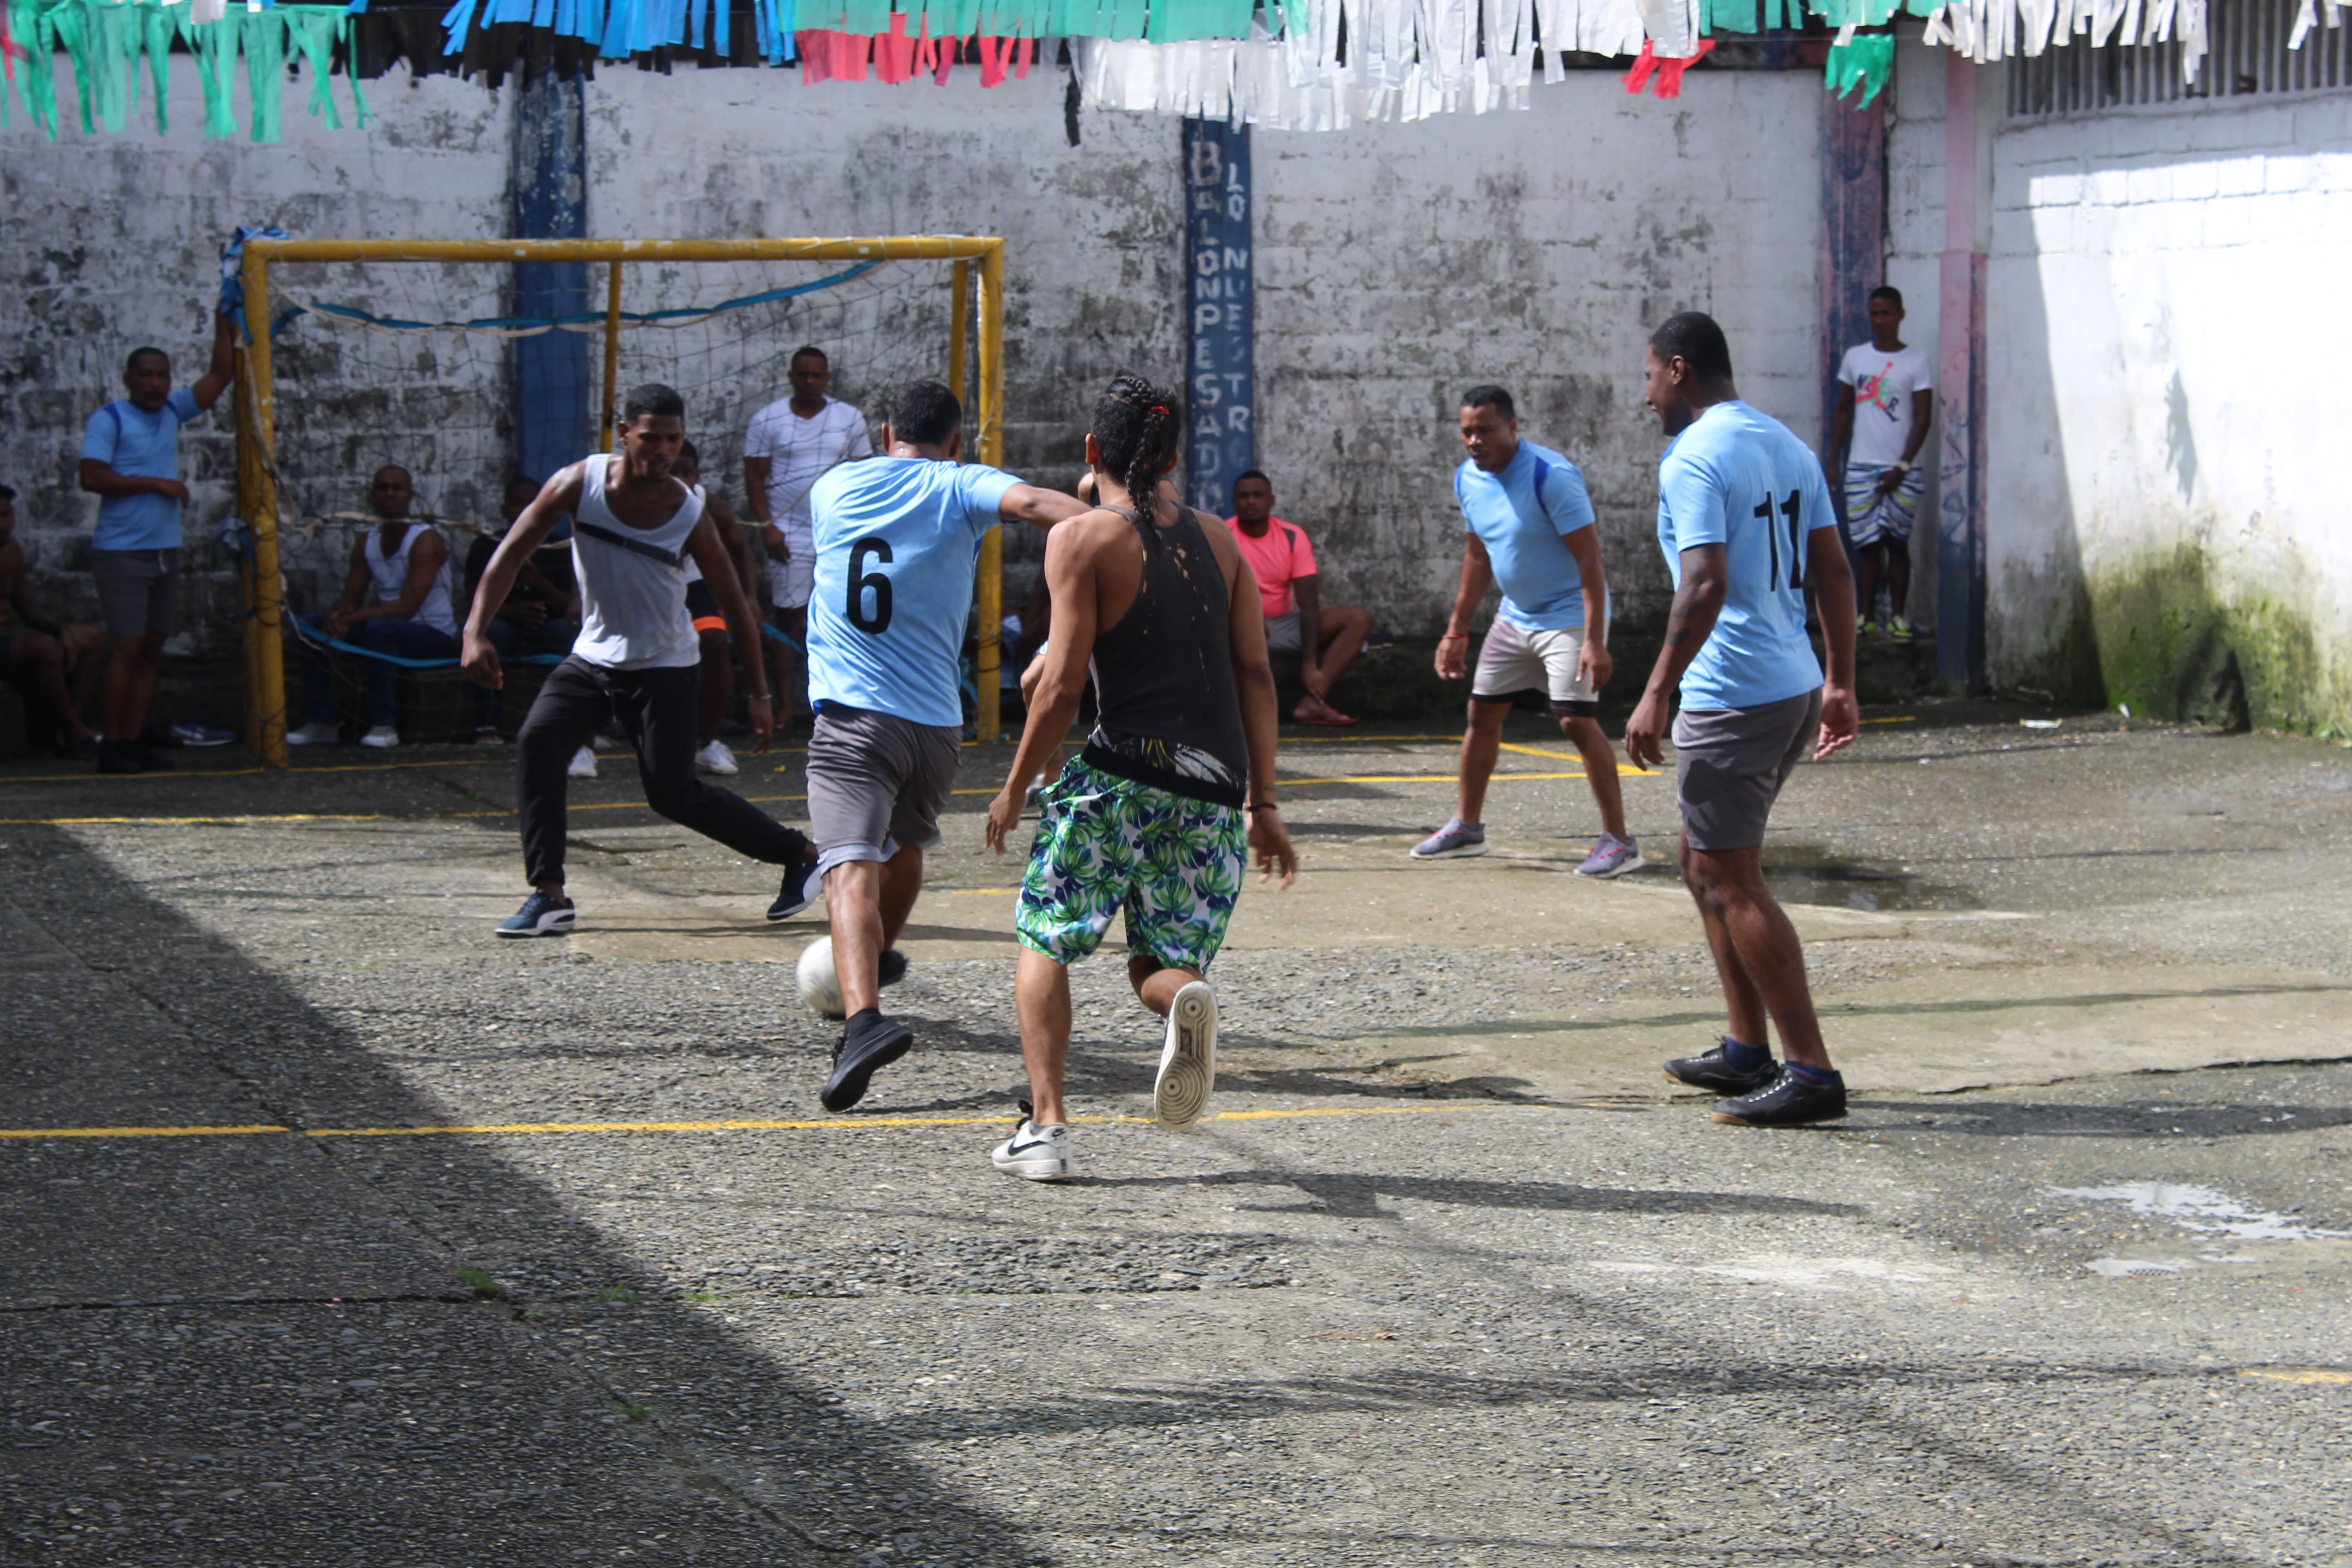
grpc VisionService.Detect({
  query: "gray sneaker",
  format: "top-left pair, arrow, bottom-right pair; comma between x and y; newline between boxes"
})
1575,833 -> 1645,878
1411,818 -> 1487,859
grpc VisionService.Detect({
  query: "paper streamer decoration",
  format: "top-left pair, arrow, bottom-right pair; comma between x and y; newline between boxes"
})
2,0 -> 371,141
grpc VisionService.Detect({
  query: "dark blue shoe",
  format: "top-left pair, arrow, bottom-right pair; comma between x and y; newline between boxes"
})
1711,1067 -> 1848,1127
767,855 -> 821,921
821,1009 -> 912,1112
496,890 -> 576,939
1663,1040 -> 1778,1096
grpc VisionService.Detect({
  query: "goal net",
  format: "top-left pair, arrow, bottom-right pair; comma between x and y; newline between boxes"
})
236,238 -> 1004,759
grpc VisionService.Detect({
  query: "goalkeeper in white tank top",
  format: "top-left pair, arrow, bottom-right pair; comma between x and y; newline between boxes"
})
463,383 -> 818,940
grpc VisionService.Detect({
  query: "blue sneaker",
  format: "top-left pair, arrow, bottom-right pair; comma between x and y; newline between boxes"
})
496,890 -> 575,939
1411,818 -> 1487,859
168,721 -> 238,748
766,854 -> 822,921
1574,832 -> 1646,878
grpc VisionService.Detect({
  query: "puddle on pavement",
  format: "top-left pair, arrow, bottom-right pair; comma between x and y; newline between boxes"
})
2053,1181 -> 2350,1278
2049,1181 -> 2348,1242
1756,846 -> 1980,912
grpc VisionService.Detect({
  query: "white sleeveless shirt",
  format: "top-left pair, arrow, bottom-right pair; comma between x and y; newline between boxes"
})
569,457 -> 703,671
364,523 -> 456,636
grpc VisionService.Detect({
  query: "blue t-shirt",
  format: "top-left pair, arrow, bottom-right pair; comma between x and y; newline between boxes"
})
80,389 -> 201,552
1454,440 -> 1600,631
1654,401 -> 1837,710
806,457 -> 1022,729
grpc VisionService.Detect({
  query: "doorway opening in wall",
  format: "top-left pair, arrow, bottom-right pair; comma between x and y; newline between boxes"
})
2008,0 -> 2351,116
230,237 -> 1009,763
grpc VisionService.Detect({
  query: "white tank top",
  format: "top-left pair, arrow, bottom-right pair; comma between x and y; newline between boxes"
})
569,457 -> 702,670
681,483 -> 706,584
364,523 -> 456,636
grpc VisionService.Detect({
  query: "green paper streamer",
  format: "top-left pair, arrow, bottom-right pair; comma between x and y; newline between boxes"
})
142,1 -> 176,134
240,7 -> 289,144
189,5 -> 240,140
285,6 -> 345,130
1824,31 -> 1893,105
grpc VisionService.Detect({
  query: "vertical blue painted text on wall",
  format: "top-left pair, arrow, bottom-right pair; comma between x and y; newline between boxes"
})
1182,118 -> 1254,515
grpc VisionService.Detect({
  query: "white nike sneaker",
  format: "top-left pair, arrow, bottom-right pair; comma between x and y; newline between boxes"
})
1153,980 -> 1218,1127
990,1113 -> 1074,1181
695,739 -> 739,776
567,745 -> 598,780
285,720 -> 340,747
358,724 -> 400,750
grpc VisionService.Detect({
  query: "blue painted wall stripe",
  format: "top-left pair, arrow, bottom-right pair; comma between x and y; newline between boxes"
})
510,72 -> 593,488
1182,119 -> 1253,517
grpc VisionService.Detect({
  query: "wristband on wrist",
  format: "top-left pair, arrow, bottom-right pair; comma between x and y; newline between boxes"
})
1439,632 -> 1468,642
1249,799 -> 1279,811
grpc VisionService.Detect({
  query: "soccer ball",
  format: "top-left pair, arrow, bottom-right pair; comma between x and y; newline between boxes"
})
796,936 -> 845,1019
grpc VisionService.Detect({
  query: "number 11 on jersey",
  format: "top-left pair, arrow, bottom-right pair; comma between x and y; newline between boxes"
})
1754,490 -> 1804,592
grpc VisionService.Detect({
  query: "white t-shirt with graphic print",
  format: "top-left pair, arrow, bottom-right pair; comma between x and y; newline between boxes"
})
1837,343 -> 1934,470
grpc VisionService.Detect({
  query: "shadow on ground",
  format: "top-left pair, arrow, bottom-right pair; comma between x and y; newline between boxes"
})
0,824 -> 1027,1565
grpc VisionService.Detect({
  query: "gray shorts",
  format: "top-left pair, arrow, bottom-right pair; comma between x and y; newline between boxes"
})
1264,609 -> 1301,653
90,548 -> 180,640
806,705 -> 964,877
1472,617 -> 1602,718
1672,688 -> 1823,853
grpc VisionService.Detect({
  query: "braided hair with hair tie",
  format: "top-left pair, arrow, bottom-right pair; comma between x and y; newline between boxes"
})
1091,371 -> 1185,543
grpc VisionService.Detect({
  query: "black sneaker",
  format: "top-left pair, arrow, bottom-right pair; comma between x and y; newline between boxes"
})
822,1008 -> 912,1113
1663,1040 -> 1778,1096
767,854 -> 821,921
496,890 -> 576,938
878,949 -> 907,988
96,739 -> 143,775
1711,1067 -> 1848,1127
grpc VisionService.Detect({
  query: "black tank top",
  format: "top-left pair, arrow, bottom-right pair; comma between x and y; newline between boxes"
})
1081,503 -> 1250,808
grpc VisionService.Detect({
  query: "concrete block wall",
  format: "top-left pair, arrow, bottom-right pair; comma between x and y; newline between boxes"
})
3,59 -> 1826,686
0,74 -> 513,663
1254,72 -> 1827,635
1983,87 -> 2352,727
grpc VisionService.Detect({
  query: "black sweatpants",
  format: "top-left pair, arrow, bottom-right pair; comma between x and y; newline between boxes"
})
516,655 -> 805,889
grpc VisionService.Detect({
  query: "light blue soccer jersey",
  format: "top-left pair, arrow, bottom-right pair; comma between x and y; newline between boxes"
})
1454,441 -> 1599,632
806,457 -> 1021,729
1655,402 -> 1836,710
80,389 -> 200,551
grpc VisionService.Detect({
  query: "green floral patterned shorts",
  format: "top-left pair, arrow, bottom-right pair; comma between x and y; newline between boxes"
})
1015,756 -> 1248,971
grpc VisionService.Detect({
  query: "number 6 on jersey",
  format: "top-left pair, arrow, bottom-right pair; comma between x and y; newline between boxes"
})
847,535 -> 893,634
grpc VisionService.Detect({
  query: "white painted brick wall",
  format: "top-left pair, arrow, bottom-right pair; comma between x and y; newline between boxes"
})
1983,88 -> 2352,715
3,59 -> 1824,658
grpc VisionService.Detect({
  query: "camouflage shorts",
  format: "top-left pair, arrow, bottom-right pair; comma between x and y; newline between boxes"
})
1014,756 -> 1247,972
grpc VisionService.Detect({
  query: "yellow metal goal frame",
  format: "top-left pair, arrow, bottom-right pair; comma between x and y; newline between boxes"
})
234,235 -> 1009,767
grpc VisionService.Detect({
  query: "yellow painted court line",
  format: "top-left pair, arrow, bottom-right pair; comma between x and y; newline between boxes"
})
1862,715 -> 1918,725
0,1101 -> 1514,1144
1497,745 -> 1650,777
2237,1367 -> 2352,1386
5,770 -> 1634,827
0,1123 -> 294,1140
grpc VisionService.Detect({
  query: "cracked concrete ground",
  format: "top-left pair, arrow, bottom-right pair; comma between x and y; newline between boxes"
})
2,702 -> 2348,1567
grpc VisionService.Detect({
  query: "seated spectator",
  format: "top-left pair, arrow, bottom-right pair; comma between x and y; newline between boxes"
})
465,475 -> 580,743
1224,470 -> 1374,725
673,442 -> 760,777
0,483 -> 108,757
287,466 -> 458,750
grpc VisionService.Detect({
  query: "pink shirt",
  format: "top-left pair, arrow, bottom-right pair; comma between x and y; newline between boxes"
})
1223,514 -> 1318,619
